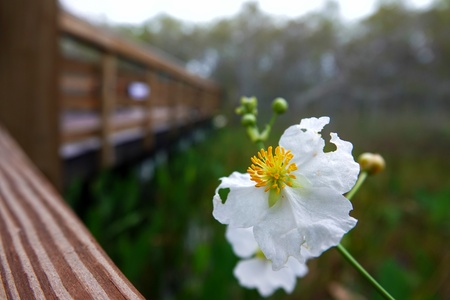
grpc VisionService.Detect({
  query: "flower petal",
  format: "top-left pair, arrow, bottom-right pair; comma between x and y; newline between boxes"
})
253,197 -> 305,270
255,186 -> 357,269
299,116 -> 330,132
286,257 -> 309,277
213,172 -> 269,228
234,258 -> 297,297
280,118 -> 359,194
226,226 -> 259,258
279,117 -> 328,166
287,186 -> 357,258
295,133 -> 359,194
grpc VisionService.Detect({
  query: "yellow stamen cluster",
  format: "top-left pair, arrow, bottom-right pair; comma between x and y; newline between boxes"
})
247,146 -> 298,194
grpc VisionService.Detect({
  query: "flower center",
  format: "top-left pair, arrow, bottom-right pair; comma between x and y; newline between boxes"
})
247,146 -> 298,194
255,248 -> 267,260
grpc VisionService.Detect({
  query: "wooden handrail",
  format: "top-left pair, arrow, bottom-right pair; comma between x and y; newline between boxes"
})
0,124 -> 144,299
59,9 -> 221,167
59,11 -> 219,91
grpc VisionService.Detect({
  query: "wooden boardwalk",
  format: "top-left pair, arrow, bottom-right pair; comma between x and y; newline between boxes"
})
58,11 -> 220,185
1,2 -> 221,189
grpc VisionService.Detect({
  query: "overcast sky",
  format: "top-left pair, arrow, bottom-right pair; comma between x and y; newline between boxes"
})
59,0 -> 434,24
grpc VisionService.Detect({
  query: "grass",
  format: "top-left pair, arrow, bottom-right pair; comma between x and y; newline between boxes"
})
65,112 -> 450,299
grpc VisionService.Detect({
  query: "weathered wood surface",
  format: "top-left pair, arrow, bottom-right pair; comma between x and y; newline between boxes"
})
0,125 -> 144,299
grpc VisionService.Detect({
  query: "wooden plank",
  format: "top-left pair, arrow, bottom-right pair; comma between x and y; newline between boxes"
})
116,98 -> 147,107
100,54 -> 117,167
61,74 -> 99,94
113,116 -> 146,132
61,57 -> 100,74
62,95 -> 99,110
61,128 -> 100,144
0,124 -> 144,299
0,0 -> 61,189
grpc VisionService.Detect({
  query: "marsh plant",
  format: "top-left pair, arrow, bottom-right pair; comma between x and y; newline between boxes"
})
212,96 -> 392,299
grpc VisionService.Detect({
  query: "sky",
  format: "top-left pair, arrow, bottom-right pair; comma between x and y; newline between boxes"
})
59,0 -> 435,25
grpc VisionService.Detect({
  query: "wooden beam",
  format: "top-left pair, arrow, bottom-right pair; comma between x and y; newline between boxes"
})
0,0 -> 61,189
0,124 -> 144,299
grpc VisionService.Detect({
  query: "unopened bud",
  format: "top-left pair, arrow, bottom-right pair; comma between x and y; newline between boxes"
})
237,96 -> 258,116
272,98 -> 288,114
241,114 -> 256,126
358,153 -> 385,175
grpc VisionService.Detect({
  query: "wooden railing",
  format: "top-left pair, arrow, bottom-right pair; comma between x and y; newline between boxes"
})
0,2 -> 221,297
1,1 -> 220,189
59,11 -> 221,167
0,124 -> 144,299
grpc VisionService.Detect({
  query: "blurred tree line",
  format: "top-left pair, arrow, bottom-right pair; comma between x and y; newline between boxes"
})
115,0 -> 450,121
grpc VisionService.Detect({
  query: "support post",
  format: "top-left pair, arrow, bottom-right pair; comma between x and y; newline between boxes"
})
143,71 -> 158,150
100,53 -> 117,167
0,0 -> 61,189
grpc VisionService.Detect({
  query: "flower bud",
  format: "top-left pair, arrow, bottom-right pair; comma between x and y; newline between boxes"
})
235,106 -> 244,115
358,153 -> 385,175
272,98 -> 288,114
237,96 -> 258,116
245,97 -> 258,114
241,114 -> 256,126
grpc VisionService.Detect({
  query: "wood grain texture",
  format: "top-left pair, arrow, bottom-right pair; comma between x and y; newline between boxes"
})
0,125 -> 144,299
0,0 -> 61,188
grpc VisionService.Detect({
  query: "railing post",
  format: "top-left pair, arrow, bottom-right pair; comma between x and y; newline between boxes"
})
167,77 -> 178,139
199,89 -> 208,118
0,0 -> 61,189
177,81 -> 185,126
143,71 -> 158,149
100,53 -> 117,167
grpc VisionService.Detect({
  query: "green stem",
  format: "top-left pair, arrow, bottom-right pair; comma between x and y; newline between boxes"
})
256,140 -> 265,150
268,114 -> 277,128
336,244 -> 395,300
346,171 -> 368,201
340,171 -> 394,299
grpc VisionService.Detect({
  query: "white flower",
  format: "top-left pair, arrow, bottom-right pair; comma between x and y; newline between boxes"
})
226,226 -> 308,297
213,117 -> 359,270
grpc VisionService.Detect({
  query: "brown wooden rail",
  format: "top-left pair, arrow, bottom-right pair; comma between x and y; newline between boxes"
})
59,11 -> 221,170
1,0 -> 221,189
0,124 -> 144,299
